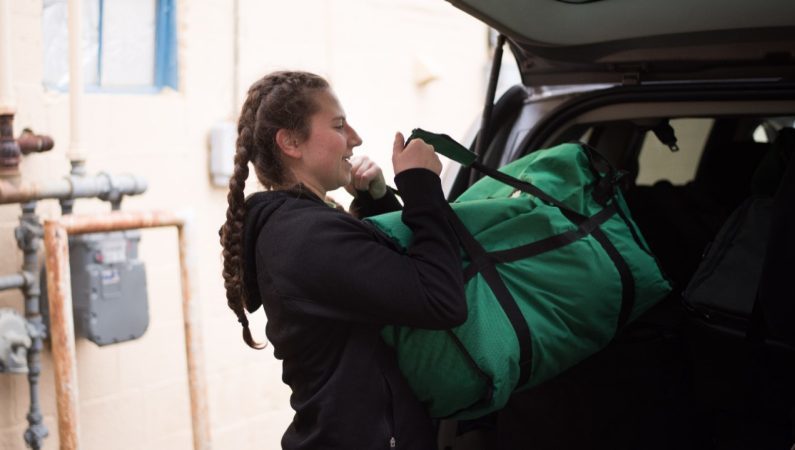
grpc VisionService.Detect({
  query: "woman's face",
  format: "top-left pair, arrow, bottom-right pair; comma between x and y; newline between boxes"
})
293,88 -> 362,196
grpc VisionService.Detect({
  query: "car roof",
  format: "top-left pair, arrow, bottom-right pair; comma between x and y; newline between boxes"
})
446,0 -> 795,86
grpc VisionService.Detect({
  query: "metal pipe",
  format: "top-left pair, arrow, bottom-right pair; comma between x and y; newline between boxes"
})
67,0 -> 85,165
18,129 -> 55,155
0,0 -> 15,115
43,220 -> 80,450
0,173 -> 148,204
0,273 -> 26,291
177,215 -> 212,450
44,211 -> 211,450
17,202 -> 48,450
0,113 -> 20,177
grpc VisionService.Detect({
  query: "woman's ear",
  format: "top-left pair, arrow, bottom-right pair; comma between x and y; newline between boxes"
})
275,129 -> 302,159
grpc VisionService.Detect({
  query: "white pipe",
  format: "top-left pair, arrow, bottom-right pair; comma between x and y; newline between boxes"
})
68,0 -> 85,163
232,0 -> 240,118
0,0 -> 16,114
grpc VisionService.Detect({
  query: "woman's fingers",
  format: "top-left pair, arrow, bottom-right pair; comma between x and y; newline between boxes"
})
392,136 -> 442,175
350,156 -> 372,189
347,155 -> 387,198
346,131 -> 443,199
392,132 -> 406,156
361,164 -> 387,198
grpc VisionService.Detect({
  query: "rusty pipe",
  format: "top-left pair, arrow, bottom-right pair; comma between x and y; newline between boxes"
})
177,214 -> 212,450
53,210 -> 182,233
0,173 -> 147,205
18,129 -> 54,155
0,113 -> 20,176
43,211 -> 211,450
42,221 -> 80,450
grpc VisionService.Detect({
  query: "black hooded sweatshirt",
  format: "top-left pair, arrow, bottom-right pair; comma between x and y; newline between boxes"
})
242,168 -> 467,450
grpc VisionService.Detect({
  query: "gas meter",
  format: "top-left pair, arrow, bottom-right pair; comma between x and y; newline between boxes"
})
43,231 -> 149,346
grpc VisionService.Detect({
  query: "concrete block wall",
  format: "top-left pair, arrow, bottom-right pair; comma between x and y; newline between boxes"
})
0,0 -> 488,448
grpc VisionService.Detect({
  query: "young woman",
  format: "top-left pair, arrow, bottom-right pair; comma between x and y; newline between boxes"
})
220,71 -> 467,449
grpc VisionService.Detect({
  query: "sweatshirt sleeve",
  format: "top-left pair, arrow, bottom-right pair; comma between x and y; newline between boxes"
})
348,187 -> 402,219
260,168 -> 467,329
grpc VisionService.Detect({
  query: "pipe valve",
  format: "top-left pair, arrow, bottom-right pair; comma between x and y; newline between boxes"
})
0,308 -> 32,374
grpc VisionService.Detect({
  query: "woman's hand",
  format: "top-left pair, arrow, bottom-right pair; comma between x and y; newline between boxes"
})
346,155 -> 388,199
392,132 -> 442,176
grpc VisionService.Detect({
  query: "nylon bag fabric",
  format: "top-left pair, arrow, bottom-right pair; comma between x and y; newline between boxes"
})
366,142 -> 671,419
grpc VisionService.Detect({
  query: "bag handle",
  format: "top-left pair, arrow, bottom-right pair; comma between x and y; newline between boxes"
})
407,128 -> 619,214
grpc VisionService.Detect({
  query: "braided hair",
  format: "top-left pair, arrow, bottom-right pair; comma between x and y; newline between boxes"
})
220,71 -> 330,349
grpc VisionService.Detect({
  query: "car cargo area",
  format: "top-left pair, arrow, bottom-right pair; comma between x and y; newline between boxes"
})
442,83 -> 795,450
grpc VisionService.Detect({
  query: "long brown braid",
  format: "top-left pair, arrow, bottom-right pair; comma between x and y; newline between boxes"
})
220,71 -> 330,349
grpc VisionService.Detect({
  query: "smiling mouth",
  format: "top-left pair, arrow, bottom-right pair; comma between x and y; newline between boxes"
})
343,156 -> 352,163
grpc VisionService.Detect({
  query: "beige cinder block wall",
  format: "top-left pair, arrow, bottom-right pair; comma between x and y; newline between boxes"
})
0,0 -> 488,449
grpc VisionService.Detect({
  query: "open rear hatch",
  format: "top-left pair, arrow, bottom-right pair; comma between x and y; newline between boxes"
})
446,0 -> 795,86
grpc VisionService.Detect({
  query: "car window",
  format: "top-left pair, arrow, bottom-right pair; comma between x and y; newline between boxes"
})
635,118 -> 713,185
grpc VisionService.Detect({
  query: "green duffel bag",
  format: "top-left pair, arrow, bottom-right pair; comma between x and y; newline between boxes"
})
366,130 -> 672,420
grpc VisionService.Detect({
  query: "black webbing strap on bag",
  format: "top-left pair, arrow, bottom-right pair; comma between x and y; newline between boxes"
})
593,227 -> 637,331
470,160 -> 579,214
408,129 -> 638,382
442,203 -> 535,388
470,157 -> 637,332
462,204 -> 618,281
407,31 -> 638,398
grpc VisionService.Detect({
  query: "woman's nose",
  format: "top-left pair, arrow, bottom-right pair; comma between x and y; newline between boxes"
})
348,125 -> 363,148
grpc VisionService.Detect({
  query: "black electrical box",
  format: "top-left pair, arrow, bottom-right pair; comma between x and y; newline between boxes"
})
42,231 -> 149,346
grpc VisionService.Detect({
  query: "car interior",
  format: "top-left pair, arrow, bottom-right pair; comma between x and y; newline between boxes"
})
440,82 -> 795,450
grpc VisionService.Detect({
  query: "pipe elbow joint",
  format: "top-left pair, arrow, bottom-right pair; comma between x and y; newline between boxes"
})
17,129 -> 54,155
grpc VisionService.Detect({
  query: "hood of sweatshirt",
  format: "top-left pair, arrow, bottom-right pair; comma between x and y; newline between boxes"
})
241,188 -> 325,313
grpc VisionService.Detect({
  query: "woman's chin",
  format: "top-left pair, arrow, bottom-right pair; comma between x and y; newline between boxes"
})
339,176 -> 353,190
